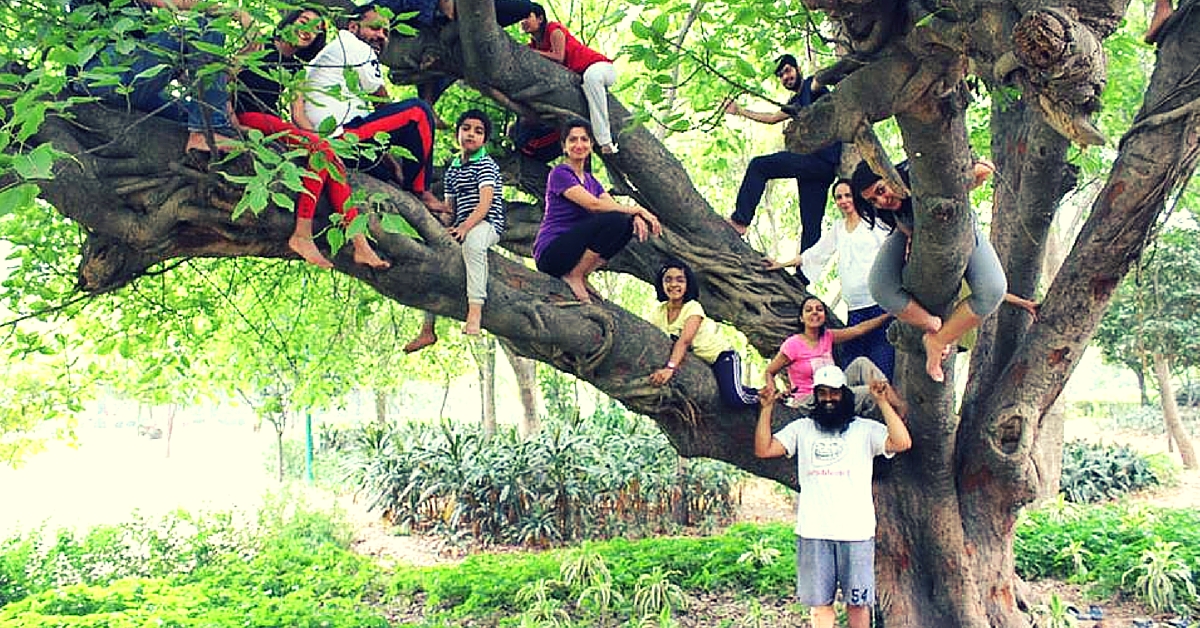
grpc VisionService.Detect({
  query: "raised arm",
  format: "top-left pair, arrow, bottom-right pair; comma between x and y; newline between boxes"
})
762,351 -> 791,400
870,380 -> 912,454
829,312 -> 892,344
649,314 -> 703,386
754,388 -> 788,458
723,100 -> 790,125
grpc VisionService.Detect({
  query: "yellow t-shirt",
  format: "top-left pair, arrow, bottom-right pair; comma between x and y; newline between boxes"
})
650,300 -> 727,364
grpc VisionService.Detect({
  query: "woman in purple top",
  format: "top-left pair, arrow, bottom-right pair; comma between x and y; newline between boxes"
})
534,119 -> 661,303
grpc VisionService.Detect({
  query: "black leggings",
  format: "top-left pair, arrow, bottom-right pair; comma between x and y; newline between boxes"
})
536,212 -> 634,278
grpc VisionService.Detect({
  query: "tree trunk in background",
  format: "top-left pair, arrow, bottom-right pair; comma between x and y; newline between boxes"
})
672,457 -> 690,526
374,389 -> 389,426
1135,366 -> 1149,406
472,336 -> 498,439
502,342 -> 541,439
1153,354 -> 1198,469
165,404 -> 176,459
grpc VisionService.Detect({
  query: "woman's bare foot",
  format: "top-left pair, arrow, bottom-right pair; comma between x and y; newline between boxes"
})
403,329 -> 438,353
562,275 -> 592,303
289,235 -> 334,269
922,332 -> 950,383
725,218 -> 748,236
352,237 -> 391,269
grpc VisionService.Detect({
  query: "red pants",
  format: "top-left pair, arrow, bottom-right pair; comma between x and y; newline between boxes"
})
341,98 -> 435,194
236,111 -> 358,223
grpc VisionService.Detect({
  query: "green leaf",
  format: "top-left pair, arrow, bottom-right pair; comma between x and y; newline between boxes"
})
0,184 -> 40,217
380,214 -> 419,238
12,144 -> 62,180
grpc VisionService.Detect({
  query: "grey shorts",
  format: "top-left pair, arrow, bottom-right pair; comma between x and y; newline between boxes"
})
795,536 -> 876,608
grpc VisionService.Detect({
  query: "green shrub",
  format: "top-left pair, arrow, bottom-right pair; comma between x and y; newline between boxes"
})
1016,501 -> 1200,604
0,501 -> 390,627
389,523 -> 795,621
342,415 -> 745,547
1059,440 -> 1159,503
0,509 -> 253,607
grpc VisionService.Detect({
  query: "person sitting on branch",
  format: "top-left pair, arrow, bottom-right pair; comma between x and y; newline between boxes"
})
405,109 -> 507,352
850,158 -> 1005,383
647,259 -> 758,409
533,119 -> 661,303
292,3 -> 448,214
520,3 -> 620,154
233,9 -> 389,270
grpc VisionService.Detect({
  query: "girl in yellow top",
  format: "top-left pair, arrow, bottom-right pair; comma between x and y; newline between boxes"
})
648,260 -> 758,408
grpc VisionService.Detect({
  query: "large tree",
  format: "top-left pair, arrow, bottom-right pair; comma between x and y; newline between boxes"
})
6,0 -> 1200,625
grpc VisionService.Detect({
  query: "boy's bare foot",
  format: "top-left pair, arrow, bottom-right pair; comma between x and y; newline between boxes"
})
352,238 -> 391,269
464,303 -> 483,335
562,275 -> 592,304
403,330 -> 438,353
289,235 -> 334,269
725,217 -> 748,236
922,332 -> 949,383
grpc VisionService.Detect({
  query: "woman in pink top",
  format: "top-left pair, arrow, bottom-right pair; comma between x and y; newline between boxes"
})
764,296 -> 906,418
520,3 -> 619,154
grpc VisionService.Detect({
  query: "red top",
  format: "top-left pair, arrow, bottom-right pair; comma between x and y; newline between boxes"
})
528,22 -> 611,75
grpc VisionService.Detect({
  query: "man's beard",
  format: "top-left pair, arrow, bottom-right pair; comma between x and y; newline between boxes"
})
812,389 -> 855,434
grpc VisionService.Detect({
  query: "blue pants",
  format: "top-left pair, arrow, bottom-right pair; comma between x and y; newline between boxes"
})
711,350 -> 758,409
79,18 -> 232,134
730,150 -> 837,251
840,305 -> 895,381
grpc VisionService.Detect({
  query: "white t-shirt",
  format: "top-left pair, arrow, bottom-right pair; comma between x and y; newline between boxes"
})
800,218 -> 890,310
773,417 -> 893,541
302,29 -> 385,134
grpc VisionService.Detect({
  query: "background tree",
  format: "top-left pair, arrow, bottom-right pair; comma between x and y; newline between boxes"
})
1095,228 -> 1200,468
1,0 -> 1198,625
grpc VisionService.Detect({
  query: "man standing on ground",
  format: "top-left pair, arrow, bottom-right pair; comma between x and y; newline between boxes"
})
755,365 -> 911,628
724,54 -> 841,253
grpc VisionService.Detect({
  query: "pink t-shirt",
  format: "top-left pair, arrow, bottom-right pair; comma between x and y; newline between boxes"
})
780,331 -> 835,399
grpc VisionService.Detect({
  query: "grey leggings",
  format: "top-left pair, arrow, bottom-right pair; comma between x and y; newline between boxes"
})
868,226 -> 1006,318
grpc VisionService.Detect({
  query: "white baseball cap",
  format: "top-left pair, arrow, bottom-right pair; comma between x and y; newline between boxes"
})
812,365 -> 847,390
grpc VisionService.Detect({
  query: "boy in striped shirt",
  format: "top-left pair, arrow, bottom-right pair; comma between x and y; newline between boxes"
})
406,109 -> 506,349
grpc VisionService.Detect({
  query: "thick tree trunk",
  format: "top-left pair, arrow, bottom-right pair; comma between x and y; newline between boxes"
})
1153,354 -> 1198,469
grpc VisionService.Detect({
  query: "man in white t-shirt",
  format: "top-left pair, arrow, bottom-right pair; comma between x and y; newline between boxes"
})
755,365 -> 912,628
293,3 -> 447,212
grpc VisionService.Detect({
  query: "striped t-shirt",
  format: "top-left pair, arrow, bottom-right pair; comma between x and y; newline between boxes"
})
445,148 -> 506,235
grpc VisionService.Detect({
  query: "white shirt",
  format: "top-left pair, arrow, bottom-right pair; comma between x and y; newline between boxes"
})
302,29 -> 385,135
800,218 -> 890,310
773,418 -> 892,541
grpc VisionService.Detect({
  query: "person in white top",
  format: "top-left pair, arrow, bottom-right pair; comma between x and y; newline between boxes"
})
755,365 -> 911,628
766,179 -> 896,379
291,3 -> 447,212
